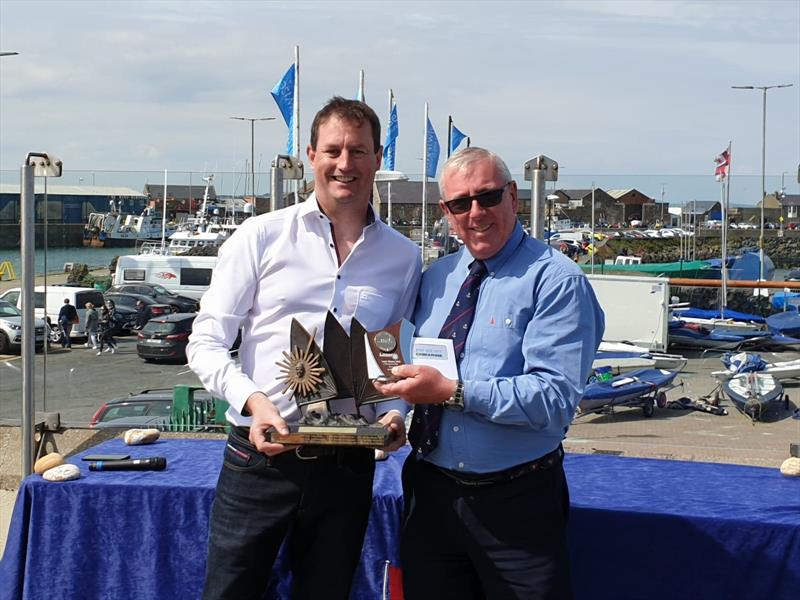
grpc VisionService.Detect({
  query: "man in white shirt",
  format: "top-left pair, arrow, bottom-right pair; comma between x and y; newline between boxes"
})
188,97 -> 421,599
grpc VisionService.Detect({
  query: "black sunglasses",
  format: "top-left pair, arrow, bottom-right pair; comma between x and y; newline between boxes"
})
443,183 -> 510,215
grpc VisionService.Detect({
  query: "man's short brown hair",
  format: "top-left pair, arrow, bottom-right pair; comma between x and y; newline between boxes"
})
309,96 -> 381,152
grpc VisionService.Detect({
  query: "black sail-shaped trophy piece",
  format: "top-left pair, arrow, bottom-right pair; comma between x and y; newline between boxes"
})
350,318 -> 384,405
269,313 -> 394,447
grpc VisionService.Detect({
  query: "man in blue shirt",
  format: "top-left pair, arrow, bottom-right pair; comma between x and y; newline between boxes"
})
375,147 -> 604,598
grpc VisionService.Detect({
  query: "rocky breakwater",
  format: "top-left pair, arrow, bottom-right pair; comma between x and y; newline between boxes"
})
602,232 -> 799,269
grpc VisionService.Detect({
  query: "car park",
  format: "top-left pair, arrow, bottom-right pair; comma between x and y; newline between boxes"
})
0,299 -> 47,353
106,283 -> 199,312
136,313 -> 196,362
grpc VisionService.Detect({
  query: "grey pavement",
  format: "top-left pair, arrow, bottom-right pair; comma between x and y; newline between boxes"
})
0,336 -> 202,427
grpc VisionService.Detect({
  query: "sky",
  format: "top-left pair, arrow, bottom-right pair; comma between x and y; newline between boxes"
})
0,0 -> 798,203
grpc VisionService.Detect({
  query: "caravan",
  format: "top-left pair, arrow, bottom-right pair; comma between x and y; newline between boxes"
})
113,255 -> 218,301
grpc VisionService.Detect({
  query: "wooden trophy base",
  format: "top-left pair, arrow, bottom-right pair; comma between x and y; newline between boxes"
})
268,424 -> 394,448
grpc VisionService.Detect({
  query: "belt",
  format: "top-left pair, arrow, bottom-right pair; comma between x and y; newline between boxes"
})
431,446 -> 563,488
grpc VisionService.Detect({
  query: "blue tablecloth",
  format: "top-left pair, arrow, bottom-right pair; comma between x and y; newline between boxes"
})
1,440 -> 798,600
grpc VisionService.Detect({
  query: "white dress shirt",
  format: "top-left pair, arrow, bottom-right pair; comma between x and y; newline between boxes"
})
187,194 -> 422,427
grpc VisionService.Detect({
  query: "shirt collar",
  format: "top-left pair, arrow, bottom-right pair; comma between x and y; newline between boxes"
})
298,192 -> 378,226
462,221 -> 525,275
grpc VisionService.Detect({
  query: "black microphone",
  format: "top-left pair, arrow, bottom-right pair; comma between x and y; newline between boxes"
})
88,457 -> 167,471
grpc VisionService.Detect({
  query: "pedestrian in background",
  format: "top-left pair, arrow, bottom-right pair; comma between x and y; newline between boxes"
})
83,302 -> 99,350
134,299 -> 148,330
97,300 -> 119,355
57,298 -> 79,349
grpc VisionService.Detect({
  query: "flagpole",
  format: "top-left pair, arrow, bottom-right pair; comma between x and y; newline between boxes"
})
293,45 -> 300,204
720,168 -> 727,318
387,89 -> 393,227
591,183 -> 595,274
447,116 -> 452,159
421,102 -> 429,261
358,69 -> 365,102
161,169 -> 168,253
721,141 -> 732,317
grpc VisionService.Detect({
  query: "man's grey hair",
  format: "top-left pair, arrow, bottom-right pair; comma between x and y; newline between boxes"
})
438,147 -> 513,198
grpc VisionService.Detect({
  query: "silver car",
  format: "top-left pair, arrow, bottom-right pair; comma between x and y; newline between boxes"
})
0,299 -> 47,354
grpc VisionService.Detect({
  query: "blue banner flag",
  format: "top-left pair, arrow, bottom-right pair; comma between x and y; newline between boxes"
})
271,64 -> 295,154
425,118 -> 440,179
383,102 -> 399,170
451,124 -> 467,154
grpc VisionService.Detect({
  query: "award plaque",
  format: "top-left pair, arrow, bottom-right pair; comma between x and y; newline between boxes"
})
364,320 -> 415,383
269,312 -> 413,448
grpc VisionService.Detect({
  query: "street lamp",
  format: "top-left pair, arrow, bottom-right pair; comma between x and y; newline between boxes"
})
731,83 -> 793,281
229,116 -> 276,208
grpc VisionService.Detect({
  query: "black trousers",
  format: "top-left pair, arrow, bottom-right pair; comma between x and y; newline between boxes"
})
400,455 -> 572,600
202,427 -> 375,600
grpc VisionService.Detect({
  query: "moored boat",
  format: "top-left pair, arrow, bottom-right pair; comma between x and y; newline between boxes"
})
83,212 -> 176,248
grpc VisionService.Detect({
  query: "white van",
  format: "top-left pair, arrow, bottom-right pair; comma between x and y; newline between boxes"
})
113,255 -> 218,301
0,285 -> 106,339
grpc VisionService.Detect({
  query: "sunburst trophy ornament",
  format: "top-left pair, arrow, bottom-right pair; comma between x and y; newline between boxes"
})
276,331 -> 326,398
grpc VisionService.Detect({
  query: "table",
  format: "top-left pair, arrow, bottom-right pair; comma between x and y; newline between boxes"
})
2,440 -> 798,600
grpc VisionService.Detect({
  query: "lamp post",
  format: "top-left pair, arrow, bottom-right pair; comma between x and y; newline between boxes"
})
230,116 -> 275,209
731,83 -> 793,281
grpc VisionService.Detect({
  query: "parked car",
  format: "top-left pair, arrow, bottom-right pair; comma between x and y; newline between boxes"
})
136,313 -> 196,362
106,283 -> 199,312
0,299 -> 47,353
89,387 -> 218,429
103,292 -> 172,323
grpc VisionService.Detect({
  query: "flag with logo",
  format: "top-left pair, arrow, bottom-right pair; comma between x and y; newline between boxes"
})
384,96 -> 399,170
425,118 -> 440,179
714,148 -> 730,182
450,123 -> 467,154
271,64 -> 295,155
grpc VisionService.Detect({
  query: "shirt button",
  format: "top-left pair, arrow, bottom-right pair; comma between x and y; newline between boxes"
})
337,275 -> 341,279
458,462 -> 465,469
332,308 -> 337,313
452,426 -> 459,432
329,243 -> 334,248
459,352 -> 464,359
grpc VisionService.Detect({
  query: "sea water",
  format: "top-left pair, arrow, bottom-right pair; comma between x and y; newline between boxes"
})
2,247 -> 134,277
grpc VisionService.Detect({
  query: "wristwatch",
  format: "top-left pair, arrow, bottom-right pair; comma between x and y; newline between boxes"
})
443,380 -> 465,411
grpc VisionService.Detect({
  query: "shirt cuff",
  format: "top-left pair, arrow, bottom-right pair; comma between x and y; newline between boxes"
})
223,378 -> 263,416
374,398 -> 410,419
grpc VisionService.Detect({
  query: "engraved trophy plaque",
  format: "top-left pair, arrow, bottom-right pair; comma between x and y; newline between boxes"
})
269,313 -> 407,447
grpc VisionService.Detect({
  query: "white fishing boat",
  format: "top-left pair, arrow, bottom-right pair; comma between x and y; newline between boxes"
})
83,212 -> 176,248
138,174 -> 249,256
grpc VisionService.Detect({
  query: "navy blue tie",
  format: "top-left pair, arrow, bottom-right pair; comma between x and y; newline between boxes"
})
409,259 -> 486,457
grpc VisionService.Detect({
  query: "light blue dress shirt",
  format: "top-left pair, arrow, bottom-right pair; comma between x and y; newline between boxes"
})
414,222 -> 605,473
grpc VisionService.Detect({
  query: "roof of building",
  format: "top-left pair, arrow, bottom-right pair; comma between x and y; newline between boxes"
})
0,183 -> 145,197
605,189 -> 633,199
143,183 -> 217,200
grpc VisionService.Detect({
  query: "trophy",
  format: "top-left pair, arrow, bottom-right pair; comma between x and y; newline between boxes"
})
269,312 -> 414,447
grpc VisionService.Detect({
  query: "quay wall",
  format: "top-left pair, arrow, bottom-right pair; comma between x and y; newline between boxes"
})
0,224 -> 84,249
